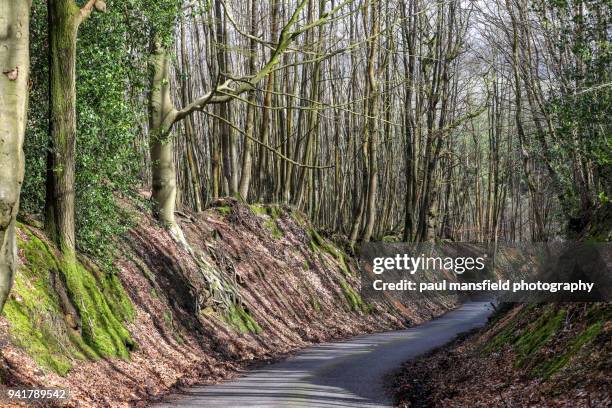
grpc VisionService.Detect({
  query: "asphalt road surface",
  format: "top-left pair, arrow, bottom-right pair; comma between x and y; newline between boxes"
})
155,301 -> 494,408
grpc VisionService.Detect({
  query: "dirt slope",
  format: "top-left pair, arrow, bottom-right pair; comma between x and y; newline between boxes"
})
0,199 -> 455,407
392,203 -> 612,407
392,302 -> 611,407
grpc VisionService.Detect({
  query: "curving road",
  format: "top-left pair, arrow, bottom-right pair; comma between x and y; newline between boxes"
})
155,301 -> 493,408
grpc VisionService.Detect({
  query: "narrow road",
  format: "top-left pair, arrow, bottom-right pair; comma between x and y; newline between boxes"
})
155,301 -> 493,408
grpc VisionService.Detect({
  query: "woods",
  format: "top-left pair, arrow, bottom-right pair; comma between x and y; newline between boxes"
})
0,1 -> 609,405
0,0 -> 609,305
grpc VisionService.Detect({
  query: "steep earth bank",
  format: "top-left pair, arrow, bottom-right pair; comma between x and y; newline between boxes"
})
392,204 -> 612,408
0,199 -> 456,407
392,302 -> 611,407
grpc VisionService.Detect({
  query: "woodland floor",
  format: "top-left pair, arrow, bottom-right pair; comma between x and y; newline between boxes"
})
0,199 -> 456,407
391,303 -> 612,408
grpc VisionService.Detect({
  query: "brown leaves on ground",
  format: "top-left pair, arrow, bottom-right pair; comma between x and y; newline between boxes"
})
392,303 -> 612,408
0,199 -> 455,407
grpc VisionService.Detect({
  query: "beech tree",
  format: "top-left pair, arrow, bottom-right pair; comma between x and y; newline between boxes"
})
0,0 -> 30,311
45,0 -> 106,255
149,0 -> 351,240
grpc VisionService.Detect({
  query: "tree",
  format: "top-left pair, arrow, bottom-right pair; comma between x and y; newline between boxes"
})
148,0 -> 350,241
45,0 -> 106,256
0,0 -> 31,311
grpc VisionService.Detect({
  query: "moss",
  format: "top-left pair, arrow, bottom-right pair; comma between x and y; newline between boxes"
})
484,305 -> 562,356
162,309 -> 185,344
215,206 -> 232,215
249,204 -> 280,219
264,219 -> 284,239
309,236 -> 320,253
3,287 -> 74,376
59,259 -> 134,358
163,310 -> 173,328
292,211 -> 308,226
535,322 -> 602,379
250,204 -> 267,216
312,297 -> 321,312
514,308 -> 565,366
249,205 -> 284,238
585,303 -> 612,321
97,270 -> 135,323
339,279 -> 367,313
223,305 -> 262,334
308,229 -> 351,275
2,226 -> 135,376
484,323 -> 518,353
336,253 -> 351,276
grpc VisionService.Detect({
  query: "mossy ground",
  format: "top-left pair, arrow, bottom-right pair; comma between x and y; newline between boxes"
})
485,304 -> 607,379
535,321 -> 601,378
514,308 -> 565,366
222,305 -> 261,334
308,228 -> 350,276
250,205 -> 284,239
215,206 -> 232,215
339,279 -> 368,313
2,226 -> 134,376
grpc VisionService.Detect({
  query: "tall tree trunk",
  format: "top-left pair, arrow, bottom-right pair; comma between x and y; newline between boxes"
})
179,15 -> 203,212
0,0 -> 30,311
46,0 -> 79,255
148,41 -> 183,241
361,0 -> 380,242
238,0 -> 258,201
214,0 -> 238,196
45,0 -> 104,255
257,0 -> 279,201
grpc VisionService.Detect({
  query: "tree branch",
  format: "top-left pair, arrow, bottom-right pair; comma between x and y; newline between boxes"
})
172,0 -> 355,125
201,109 -> 334,170
77,0 -> 106,25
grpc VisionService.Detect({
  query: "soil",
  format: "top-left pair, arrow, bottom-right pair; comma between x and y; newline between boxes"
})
391,303 -> 612,408
0,199 -> 456,407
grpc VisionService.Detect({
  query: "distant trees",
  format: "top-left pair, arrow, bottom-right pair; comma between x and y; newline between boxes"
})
0,0 -> 608,317
148,0 -> 351,240
495,0 -> 610,239
0,0 -> 30,310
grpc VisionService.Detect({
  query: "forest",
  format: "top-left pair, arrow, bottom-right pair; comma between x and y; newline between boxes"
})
0,0 -> 610,406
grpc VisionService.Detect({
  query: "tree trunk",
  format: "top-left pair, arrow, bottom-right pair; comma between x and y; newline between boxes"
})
148,41 -> 183,241
237,0 -> 258,201
0,0 -> 30,311
361,0 -> 380,242
214,0 -> 238,197
46,0 -> 81,255
46,0 -> 104,255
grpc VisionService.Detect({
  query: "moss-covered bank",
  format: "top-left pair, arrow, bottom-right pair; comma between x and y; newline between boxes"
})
3,225 -> 134,376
